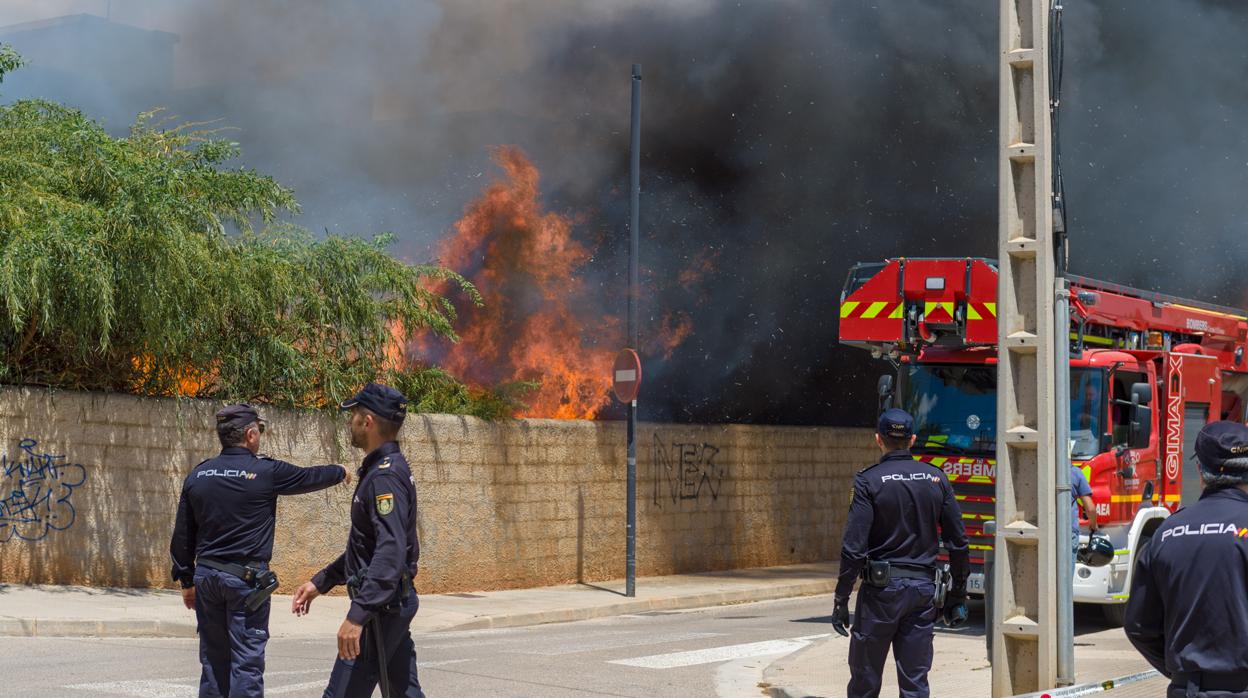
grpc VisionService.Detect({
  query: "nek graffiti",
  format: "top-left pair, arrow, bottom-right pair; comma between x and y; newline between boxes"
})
0,438 -> 88,542
651,435 -> 724,507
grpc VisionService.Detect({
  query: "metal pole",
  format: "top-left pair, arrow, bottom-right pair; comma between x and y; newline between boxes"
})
626,63 -> 641,598
1055,279 -> 1074,686
984,519 -> 996,664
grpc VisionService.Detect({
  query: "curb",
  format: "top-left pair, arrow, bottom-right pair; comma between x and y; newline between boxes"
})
436,580 -> 835,631
0,579 -> 834,638
0,617 -> 197,638
767,686 -> 823,698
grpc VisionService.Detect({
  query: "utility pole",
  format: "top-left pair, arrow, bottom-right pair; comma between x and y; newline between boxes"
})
993,0 -> 1058,694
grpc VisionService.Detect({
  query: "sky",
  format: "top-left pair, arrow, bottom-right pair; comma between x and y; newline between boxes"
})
3,0 -> 1248,426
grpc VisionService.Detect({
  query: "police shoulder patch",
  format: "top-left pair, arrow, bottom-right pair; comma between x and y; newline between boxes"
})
375,492 -> 394,515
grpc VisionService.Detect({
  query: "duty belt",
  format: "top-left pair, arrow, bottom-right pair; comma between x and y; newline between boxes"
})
198,557 -> 279,611
1172,670 -> 1248,696
198,558 -> 265,584
345,567 -> 415,612
885,563 -> 937,581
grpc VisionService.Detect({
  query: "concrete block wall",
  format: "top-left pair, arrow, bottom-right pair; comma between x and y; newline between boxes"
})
0,387 -> 875,594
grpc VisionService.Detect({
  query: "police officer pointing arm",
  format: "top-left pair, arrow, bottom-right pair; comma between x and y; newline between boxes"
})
1125,421 -> 1248,697
169,404 -> 348,698
833,408 -> 970,698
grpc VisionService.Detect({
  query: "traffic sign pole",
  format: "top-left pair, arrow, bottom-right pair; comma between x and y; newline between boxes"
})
626,64 -> 642,599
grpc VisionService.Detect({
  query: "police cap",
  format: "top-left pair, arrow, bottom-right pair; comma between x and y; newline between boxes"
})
1194,421 -> 1248,473
877,408 -> 915,439
340,382 -> 408,424
216,403 -> 262,430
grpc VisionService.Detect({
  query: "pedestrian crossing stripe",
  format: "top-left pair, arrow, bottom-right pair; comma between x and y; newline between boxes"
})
608,634 -> 829,669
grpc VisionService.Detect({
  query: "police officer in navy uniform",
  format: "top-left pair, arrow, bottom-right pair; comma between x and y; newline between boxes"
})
170,404 -> 349,698
833,408 -> 970,698
1126,421 -> 1248,697
291,383 -> 426,698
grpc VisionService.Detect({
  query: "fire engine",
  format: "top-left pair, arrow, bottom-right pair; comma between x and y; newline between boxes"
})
839,258 -> 1248,625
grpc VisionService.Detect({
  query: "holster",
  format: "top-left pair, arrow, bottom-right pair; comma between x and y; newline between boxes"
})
865,560 -> 891,588
245,570 -> 279,611
933,564 -> 951,609
198,558 -> 279,611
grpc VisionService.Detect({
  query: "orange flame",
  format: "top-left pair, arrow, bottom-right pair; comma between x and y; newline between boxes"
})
649,312 -> 693,360
426,146 -> 618,419
130,355 -> 214,396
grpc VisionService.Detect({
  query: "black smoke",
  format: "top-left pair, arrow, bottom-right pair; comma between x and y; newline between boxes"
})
3,1 -> 1248,426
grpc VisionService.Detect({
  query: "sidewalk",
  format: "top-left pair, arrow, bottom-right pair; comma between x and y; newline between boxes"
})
763,600 -> 1157,698
0,561 -> 834,639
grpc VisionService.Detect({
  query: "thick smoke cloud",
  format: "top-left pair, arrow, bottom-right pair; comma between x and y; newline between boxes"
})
2,1 -> 1248,425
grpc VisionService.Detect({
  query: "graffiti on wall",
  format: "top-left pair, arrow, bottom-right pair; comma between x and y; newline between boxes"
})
0,438 -> 88,542
651,434 -> 725,507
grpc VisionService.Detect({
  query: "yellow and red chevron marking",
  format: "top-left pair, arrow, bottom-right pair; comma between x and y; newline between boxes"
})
965,301 -> 997,321
839,300 -> 904,320
923,301 -> 956,323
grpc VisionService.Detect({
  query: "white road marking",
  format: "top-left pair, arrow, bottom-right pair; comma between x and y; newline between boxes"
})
608,634 -> 831,669
267,680 -> 331,695
67,658 -> 462,696
422,658 -> 472,667
508,631 -> 724,656
65,681 -> 195,697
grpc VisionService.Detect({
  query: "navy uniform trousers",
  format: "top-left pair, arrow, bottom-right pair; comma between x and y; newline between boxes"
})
848,578 -> 938,698
194,565 -> 270,698
323,587 -> 426,698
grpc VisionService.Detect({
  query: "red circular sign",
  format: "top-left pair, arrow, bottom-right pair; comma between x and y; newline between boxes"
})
612,349 -> 642,403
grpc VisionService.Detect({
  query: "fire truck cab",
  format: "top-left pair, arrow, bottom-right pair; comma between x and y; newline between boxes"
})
839,258 -> 1248,625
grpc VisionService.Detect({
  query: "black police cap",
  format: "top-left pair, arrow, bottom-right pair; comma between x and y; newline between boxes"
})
1194,421 -> 1248,473
340,382 -> 408,424
216,403 -> 262,430
877,408 -> 915,439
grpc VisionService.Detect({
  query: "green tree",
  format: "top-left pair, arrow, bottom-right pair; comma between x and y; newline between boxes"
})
0,47 -> 519,416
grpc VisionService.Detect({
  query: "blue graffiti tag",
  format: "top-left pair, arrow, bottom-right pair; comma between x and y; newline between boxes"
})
0,439 -> 87,542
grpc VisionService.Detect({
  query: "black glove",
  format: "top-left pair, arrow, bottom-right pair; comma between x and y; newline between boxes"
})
942,596 -> 968,628
832,596 -> 850,637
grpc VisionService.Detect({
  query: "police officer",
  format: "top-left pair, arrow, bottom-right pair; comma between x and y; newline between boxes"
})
1125,421 -> 1248,697
170,404 -> 348,698
833,408 -> 970,698
1070,463 -> 1099,579
290,383 -> 425,698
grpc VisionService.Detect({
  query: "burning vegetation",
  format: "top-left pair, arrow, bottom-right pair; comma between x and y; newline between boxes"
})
420,147 -> 694,420
420,147 -> 618,420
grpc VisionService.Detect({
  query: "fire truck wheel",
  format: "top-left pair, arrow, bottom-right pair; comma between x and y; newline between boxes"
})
1101,601 -> 1127,627
1101,535 -> 1152,628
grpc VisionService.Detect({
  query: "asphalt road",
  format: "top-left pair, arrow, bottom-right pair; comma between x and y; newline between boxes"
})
0,595 -> 834,697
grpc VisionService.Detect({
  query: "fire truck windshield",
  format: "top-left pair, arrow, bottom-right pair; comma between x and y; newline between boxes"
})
900,365 -> 1104,458
1069,368 -> 1105,459
901,365 -> 997,455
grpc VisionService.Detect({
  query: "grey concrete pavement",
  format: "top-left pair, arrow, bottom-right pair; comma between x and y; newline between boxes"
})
0,561 -> 834,639
0,595 -> 835,697
763,600 -> 1157,698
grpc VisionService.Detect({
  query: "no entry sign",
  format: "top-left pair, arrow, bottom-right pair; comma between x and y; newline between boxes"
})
613,348 -> 642,403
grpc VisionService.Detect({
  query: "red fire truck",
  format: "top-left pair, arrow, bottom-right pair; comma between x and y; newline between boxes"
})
839,258 -> 1248,624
